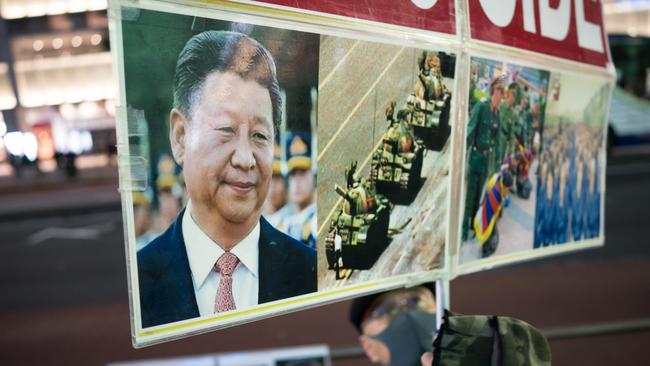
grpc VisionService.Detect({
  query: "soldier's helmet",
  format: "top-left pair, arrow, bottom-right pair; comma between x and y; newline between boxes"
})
132,191 -> 151,207
286,131 -> 312,174
156,153 -> 180,194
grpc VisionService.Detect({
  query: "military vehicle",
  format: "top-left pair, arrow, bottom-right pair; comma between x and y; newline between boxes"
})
325,162 -> 393,279
370,103 -> 425,202
409,53 -> 452,151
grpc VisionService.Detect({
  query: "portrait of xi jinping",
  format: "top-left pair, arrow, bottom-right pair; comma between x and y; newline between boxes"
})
137,30 -> 317,328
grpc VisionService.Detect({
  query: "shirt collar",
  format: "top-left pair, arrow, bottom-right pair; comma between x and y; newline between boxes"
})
182,201 -> 260,290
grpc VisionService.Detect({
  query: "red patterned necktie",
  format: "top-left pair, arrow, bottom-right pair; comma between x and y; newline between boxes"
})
213,252 -> 239,313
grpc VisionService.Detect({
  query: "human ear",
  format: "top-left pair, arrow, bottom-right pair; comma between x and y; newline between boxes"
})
170,108 -> 188,166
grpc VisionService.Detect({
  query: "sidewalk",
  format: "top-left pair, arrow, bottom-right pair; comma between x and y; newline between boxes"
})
0,164 -> 121,220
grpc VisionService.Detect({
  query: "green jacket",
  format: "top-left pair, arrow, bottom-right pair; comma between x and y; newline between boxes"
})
499,102 -> 517,157
433,311 -> 551,366
467,101 -> 498,155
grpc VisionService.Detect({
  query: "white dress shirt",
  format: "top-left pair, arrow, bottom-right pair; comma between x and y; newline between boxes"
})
182,201 -> 259,316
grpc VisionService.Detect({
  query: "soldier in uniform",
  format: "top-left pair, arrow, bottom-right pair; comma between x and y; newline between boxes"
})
154,154 -> 182,233
276,131 -> 316,249
497,83 -> 519,172
263,134 -> 287,222
133,190 -> 157,251
462,76 -> 503,241
583,145 -> 597,239
571,149 -> 585,242
517,92 -> 533,149
530,102 -> 541,153
533,156 -> 547,249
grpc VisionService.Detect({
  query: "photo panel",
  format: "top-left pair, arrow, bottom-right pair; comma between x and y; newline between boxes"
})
117,3 -> 320,345
458,56 -> 608,272
317,39 -> 456,289
534,72 -> 608,248
112,0 -> 458,346
460,56 -> 550,266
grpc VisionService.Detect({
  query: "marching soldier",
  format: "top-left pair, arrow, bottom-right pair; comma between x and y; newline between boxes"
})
462,76 -> 503,241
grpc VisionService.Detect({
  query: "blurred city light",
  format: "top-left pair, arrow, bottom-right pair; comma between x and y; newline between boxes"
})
0,63 -> 18,110
13,52 -> 113,108
22,132 -> 38,161
0,0 -> 107,19
3,131 -> 39,161
52,37 -> 63,50
32,39 -> 44,52
90,33 -> 102,46
0,118 -> 6,137
71,35 -> 82,47
81,130 -> 93,152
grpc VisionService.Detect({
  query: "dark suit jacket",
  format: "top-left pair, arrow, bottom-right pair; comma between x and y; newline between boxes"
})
137,210 -> 317,328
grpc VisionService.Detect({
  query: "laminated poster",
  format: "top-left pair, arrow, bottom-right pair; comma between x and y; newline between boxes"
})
110,0 -> 456,346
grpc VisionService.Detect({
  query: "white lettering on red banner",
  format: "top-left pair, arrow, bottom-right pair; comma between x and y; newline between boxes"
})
254,0 -> 456,35
471,0 -> 608,66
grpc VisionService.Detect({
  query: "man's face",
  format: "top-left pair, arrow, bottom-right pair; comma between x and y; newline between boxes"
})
507,89 -> 516,106
269,175 -> 287,210
491,86 -> 503,107
174,71 -> 274,226
360,315 -> 392,364
359,288 -> 436,365
289,168 -> 314,210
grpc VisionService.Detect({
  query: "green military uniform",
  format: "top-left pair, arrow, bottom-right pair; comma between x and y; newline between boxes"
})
463,100 -> 499,241
468,76 -> 478,112
433,310 -> 551,366
520,104 -> 533,149
498,101 -> 517,171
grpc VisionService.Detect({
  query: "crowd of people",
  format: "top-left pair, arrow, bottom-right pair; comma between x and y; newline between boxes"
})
534,123 -> 603,247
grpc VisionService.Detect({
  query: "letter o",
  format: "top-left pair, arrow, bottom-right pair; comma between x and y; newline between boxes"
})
411,0 -> 438,10
479,0 -> 517,27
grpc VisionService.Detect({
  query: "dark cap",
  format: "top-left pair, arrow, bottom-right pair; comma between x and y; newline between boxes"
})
349,282 -> 436,333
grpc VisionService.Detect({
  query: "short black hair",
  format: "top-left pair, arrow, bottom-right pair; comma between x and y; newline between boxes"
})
173,30 -> 282,131
349,282 -> 436,333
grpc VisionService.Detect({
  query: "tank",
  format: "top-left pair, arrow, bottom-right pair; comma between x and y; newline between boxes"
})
409,53 -> 452,151
370,104 -> 425,203
325,162 -> 392,278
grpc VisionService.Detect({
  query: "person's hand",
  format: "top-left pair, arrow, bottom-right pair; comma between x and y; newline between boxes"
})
421,351 -> 433,366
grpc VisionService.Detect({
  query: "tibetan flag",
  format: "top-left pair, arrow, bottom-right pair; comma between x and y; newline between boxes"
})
473,172 -> 508,245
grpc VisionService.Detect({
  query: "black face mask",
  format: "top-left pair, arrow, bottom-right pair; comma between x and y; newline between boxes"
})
369,311 -> 437,366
